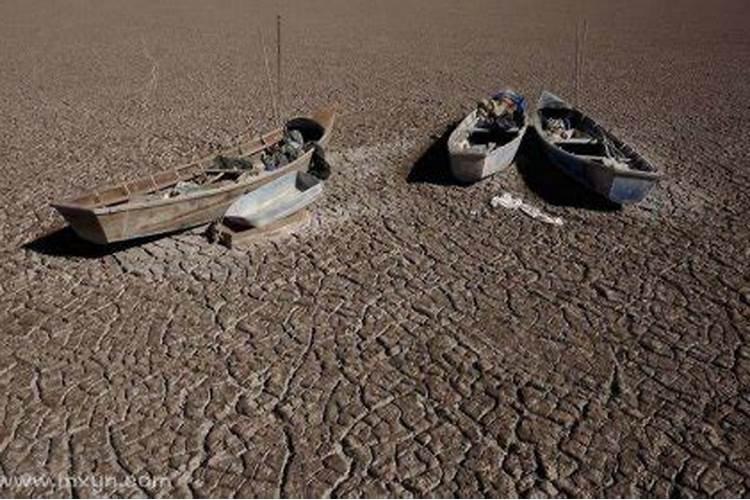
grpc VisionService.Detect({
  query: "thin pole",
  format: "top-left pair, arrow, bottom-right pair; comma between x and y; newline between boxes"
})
276,15 -> 282,121
574,18 -> 588,108
579,19 -> 587,106
259,28 -> 279,124
574,21 -> 580,107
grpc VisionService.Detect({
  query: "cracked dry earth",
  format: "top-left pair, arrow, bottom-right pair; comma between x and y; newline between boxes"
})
1,0 -> 749,497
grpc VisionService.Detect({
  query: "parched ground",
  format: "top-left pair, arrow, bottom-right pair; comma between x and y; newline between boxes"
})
1,0 -> 749,497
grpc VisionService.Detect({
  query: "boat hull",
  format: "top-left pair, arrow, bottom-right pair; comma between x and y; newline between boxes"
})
224,171 -> 323,229
54,159 -> 311,244
52,109 -> 334,244
534,92 -> 661,204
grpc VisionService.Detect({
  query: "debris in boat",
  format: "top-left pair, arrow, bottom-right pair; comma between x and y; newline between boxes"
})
213,154 -> 256,171
476,90 -> 527,133
490,192 -> 564,226
546,117 -> 575,142
262,129 -> 305,170
166,181 -> 202,198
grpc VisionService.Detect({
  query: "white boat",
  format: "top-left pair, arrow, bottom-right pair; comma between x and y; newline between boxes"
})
448,90 -> 528,183
223,171 -> 323,228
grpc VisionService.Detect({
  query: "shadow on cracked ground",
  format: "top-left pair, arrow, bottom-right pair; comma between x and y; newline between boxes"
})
23,226 -> 185,258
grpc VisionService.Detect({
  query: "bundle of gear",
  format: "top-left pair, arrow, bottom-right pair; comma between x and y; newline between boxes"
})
476,90 -> 527,132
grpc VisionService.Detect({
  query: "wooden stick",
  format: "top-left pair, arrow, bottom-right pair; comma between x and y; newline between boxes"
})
276,14 -> 282,122
574,21 -> 580,107
580,19 -> 587,106
259,28 -> 279,124
574,18 -> 588,108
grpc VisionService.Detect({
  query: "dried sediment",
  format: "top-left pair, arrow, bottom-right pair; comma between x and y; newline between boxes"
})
0,0 -> 748,496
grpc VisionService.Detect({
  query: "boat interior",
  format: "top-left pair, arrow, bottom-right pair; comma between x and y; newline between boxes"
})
460,111 -> 525,153
539,107 -> 650,170
72,152 -> 265,210
467,126 -> 520,149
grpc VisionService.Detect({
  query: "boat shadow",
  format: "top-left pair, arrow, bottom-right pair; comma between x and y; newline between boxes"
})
23,226 -> 172,258
516,131 -> 621,212
407,121 -> 471,186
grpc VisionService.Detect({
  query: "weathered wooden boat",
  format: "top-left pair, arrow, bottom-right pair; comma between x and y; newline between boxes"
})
533,92 -> 661,204
51,109 -> 335,244
224,171 -> 323,229
448,90 -> 528,183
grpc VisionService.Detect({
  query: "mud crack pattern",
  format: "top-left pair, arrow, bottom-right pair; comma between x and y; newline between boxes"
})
1,0 -> 749,496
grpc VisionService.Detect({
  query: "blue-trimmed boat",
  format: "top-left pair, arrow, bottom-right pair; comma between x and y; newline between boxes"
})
534,91 -> 661,204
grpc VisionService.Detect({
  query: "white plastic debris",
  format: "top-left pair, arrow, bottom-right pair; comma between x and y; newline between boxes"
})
490,192 -> 564,226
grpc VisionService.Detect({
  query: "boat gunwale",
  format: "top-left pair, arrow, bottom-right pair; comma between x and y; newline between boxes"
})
91,149 -> 313,216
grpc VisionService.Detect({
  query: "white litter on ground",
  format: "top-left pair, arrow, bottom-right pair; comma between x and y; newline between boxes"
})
490,192 -> 564,226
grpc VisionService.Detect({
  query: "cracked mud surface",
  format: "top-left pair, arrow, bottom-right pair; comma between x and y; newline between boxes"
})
1,0 -> 749,496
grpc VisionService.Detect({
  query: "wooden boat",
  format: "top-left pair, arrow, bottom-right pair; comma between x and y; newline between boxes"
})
448,90 -> 528,183
533,92 -> 661,204
224,171 -> 323,228
51,109 -> 335,244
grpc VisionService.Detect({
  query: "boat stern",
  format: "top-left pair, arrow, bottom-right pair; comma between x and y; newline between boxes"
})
449,150 -> 489,183
608,175 -> 659,204
51,203 -> 110,245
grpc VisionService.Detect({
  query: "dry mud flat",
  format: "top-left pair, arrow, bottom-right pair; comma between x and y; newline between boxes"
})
1,0 -> 749,497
